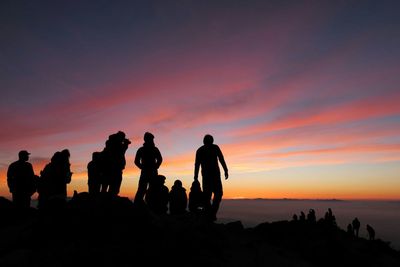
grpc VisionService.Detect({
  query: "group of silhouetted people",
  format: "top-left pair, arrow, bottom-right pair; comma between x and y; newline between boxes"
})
292,208 -> 376,241
132,132 -> 228,221
7,149 -> 72,210
87,131 -> 131,195
347,217 -> 375,240
5,132 -> 229,221
37,149 -> 72,209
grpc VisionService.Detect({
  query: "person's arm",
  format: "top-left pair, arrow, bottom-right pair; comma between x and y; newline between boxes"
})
155,148 -> 162,169
7,164 -> 15,193
28,163 -> 35,177
194,149 -> 200,181
134,149 -> 142,169
217,146 -> 228,179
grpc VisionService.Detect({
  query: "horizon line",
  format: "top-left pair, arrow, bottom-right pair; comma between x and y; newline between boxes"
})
15,196 -> 400,202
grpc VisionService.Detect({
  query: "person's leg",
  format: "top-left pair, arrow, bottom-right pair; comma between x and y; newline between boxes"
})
211,178 -> 223,220
134,172 -> 149,204
109,171 -> 123,196
202,177 -> 214,219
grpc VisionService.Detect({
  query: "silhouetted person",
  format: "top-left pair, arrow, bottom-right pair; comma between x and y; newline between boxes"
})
134,132 -> 162,204
87,152 -> 103,194
307,209 -> 316,223
367,224 -> 375,240
292,214 -> 298,221
352,217 -> 360,237
347,223 -> 354,236
188,180 -> 205,213
324,208 -> 337,226
59,149 -> 72,198
7,150 -> 36,208
169,179 -> 187,215
38,150 -> 72,209
194,134 -> 228,221
299,211 -> 306,221
145,175 -> 169,214
101,131 -> 131,195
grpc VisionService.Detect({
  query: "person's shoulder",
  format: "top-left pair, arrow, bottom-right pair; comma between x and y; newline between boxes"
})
197,145 -> 206,151
212,144 -> 222,151
9,160 -> 18,167
25,161 -> 34,168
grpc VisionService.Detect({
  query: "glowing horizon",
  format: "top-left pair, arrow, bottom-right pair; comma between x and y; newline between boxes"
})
1,1 -> 399,200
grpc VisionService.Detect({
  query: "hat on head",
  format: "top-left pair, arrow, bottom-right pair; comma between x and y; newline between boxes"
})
18,150 -> 30,157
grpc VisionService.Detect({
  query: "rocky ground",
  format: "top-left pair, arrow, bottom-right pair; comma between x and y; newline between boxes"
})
0,194 -> 399,267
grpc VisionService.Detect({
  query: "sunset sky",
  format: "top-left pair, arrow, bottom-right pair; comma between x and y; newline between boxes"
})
1,0 -> 399,200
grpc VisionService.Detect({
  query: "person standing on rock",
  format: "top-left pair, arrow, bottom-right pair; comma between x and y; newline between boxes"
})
7,150 -> 37,208
194,134 -> 228,221
134,132 -> 163,204
352,217 -> 361,237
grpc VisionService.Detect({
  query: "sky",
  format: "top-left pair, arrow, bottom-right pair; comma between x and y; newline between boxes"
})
1,0 -> 399,200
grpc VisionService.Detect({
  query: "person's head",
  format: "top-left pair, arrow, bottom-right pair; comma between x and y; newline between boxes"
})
203,134 -> 214,145
61,149 -> 70,158
51,151 -> 62,163
144,132 -> 154,143
116,131 -> 126,139
18,150 -> 30,161
173,179 -> 182,188
191,180 -> 201,191
157,175 -> 166,184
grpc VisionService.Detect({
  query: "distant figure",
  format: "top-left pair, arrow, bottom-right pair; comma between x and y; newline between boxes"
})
194,134 -> 228,221
134,132 -> 163,204
352,217 -> 361,237
366,224 -> 375,240
299,211 -> 306,221
324,208 -> 337,226
7,150 -> 37,208
169,180 -> 187,215
101,131 -> 131,195
307,209 -> 316,223
145,175 -> 169,214
188,180 -> 204,213
347,223 -> 354,236
292,214 -> 298,221
87,152 -> 103,194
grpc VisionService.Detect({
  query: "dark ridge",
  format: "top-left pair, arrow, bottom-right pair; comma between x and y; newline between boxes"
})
0,195 -> 399,267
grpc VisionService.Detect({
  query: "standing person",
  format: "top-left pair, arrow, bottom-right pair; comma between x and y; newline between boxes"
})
134,132 -> 163,204
101,131 -> 131,195
59,149 -> 72,199
194,134 -> 228,221
7,150 -> 36,208
87,152 -> 103,194
366,224 -> 375,240
352,217 -> 361,237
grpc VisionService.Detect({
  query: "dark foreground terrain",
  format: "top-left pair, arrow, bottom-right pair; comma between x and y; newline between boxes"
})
0,195 -> 399,267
